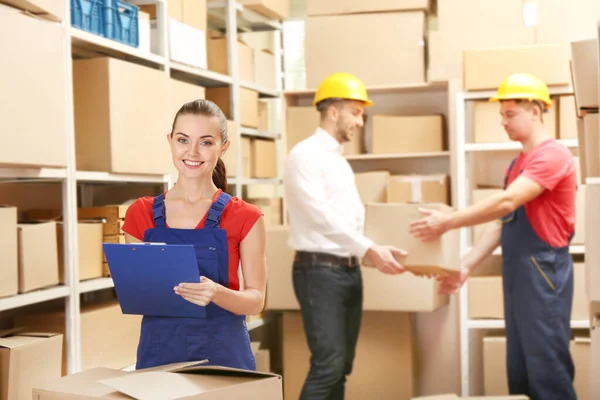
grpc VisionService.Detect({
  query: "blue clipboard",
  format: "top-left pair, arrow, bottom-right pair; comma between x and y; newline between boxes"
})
103,243 -> 206,318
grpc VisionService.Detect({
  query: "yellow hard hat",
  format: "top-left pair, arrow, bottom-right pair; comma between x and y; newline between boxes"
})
490,73 -> 552,109
313,72 -> 373,107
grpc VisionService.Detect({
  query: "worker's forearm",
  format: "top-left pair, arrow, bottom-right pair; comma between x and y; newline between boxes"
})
448,192 -> 514,231
461,222 -> 502,273
213,286 -> 265,316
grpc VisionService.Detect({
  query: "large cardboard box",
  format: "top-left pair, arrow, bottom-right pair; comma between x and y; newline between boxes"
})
355,171 -> 390,203
307,0 -> 429,15
364,203 -> 460,275
305,12 -> 425,88
586,180 -> 600,302
463,44 -> 571,91
283,311 -> 416,400
15,301 -> 142,376
473,99 -> 557,143
0,331 -> 63,400
73,58 -> 171,175
1,0 -> 64,20
57,221 -> 104,283
247,198 -> 282,226
207,37 -> 254,82
206,87 -> 259,128
238,0 -> 288,20
32,361 -> 282,399
264,226 -> 297,310
250,138 -> 277,178
571,39 -> 599,111
254,49 -> 277,90
0,206 -> 18,298
371,115 -> 444,154
579,114 -> 600,180
181,0 -> 206,31
17,221 -> 59,293
572,185 -> 585,245
387,174 -> 449,204
0,5 -> 67,168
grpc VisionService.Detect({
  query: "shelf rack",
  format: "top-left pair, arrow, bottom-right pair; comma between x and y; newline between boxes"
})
0,0 -> 285,375
455,85 -> 585,396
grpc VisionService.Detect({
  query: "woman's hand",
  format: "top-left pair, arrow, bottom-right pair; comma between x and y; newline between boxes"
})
174,276 -> 221,306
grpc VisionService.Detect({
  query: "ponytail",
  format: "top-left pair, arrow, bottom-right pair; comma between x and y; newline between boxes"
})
213,158 -> 228,192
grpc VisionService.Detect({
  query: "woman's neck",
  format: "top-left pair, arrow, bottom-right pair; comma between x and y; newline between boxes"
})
169,175 -> 219,203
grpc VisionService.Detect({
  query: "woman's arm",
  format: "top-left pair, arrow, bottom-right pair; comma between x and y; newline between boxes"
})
175,216 -> 268,316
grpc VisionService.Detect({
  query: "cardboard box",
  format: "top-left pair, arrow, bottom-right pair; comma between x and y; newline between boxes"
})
363,203 -> 461,275
32,361 -> 282,399
169,78 -> 206,118
463,44 -> 571,91
283,311 -> 416,400
73,58 -> 171,175
307,0 -> 429,15
571,39 -> 599,111
0,0 -> 64,20
206,87 -> 259,128
264,226 -> 297,310
0,5 -> 67,167
17,221 -> 59,293
0,206 -> 18,298
15,300 -> 142,376
559,95 -> 578,139
473,99 -> 557,143
371,115 -> 444,154
387,174 -> 449,204
250,138 -> 277,178
586,180 -> 600,303
579,114 -> 600,180
254,49 -> 277,90
181,0 -> 207,31
572,185 -> 585,245
483,335 -> 590,398
285,106 -> 320,152
355,171 -> 390,203
305,12 -> 425,88
536,0 -> 600,45
57,221 -> 104,283
592,320 -> 600,399
207,37 -> 254,82
140,0 -> 181,20
468,276 -> 504,319
0,331 -> 63,400
239,0 -> 288,20
247,198 -> 282,226
241,137 -> 252,178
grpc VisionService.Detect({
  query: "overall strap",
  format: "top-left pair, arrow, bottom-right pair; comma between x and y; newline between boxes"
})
205,191 -> 232,228
152,193 -> 167,228
503,157 -> 519,190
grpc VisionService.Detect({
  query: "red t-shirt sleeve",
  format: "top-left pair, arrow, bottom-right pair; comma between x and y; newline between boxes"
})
235,200 -> 264,241
121,197 -> 154,241
521,143 -> 574,191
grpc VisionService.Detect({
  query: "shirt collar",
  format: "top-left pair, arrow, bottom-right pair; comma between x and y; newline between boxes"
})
314,128 -> 343,153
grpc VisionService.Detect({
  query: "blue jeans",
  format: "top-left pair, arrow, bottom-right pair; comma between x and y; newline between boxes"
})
292,261 -> 363,400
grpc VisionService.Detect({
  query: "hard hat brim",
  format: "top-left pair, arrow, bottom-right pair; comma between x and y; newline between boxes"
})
489,94 -> 552,108
313,97 -> 374,107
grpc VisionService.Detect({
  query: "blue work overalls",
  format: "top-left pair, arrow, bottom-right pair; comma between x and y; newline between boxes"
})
500,159 -> 576,400
134,191 -> 256,371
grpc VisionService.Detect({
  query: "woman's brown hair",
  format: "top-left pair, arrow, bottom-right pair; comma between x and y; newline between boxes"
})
170,99 -> 229,192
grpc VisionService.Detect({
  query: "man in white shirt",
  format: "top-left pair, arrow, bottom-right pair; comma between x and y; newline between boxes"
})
283,72 -> 407,400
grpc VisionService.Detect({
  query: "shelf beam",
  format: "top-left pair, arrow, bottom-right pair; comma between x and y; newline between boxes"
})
207,1 -> 282,32
467,319 -> 590,330
462,85 -> 574,100
76,171 -> 170,184
78,278 -> 115,294
346,151 -> 450,161
0,167 -> 67,182
240,127 -> 280,140
0,286 -> 70,312
170,62 -> 233,87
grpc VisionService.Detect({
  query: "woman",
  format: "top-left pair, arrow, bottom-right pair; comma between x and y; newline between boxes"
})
121,99 -> 267,371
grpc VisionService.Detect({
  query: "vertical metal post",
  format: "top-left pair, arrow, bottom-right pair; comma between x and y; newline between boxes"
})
61,7 -> 82,373
455,91 -> 471,396
225,0 -> 241,197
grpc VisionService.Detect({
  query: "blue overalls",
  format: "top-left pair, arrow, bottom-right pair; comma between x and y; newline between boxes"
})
500,159 -> 576,400
134,191 -> 256,371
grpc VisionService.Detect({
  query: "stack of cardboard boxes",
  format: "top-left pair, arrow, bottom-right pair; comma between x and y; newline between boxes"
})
572,35 -> 600,400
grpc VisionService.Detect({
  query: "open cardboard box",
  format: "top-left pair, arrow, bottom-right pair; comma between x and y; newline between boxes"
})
33,360 -> 283,399
362,203 -> 461,276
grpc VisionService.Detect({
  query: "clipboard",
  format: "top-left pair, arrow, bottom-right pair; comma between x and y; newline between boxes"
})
103,243 -> 206,318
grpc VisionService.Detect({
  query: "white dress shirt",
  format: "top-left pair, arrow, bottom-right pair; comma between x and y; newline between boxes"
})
283,128 -> 374,257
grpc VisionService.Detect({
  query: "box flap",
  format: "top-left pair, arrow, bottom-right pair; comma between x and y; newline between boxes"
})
0,327 -> 24,338
100,366 -> 280,400
33,367 -> 132,398
0,334 -> 56,349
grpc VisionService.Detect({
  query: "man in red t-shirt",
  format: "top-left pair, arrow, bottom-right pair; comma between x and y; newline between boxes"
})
409,73 -> 578,400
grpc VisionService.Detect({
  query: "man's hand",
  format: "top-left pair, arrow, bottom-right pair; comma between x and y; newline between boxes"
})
364,245 -> 408,275
409,208 -> 452,242
437,268 -> 469,294
174,276 -> 220,306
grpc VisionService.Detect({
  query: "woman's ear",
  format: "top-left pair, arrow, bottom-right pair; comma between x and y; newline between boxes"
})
220,140 -> 231,157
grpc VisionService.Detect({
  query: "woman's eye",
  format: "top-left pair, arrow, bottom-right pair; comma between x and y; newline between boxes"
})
178,138 -> 188,144
201,141 -> 212,146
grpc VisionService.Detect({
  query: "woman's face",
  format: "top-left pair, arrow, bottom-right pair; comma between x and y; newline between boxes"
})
168,114 -> 228,179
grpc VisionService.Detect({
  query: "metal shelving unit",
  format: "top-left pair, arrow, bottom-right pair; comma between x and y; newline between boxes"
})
455,85 -> 584,396
0,0 -> 284,375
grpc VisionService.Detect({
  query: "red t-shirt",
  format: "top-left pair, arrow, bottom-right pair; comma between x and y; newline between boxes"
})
505,139 -> 577,248
121,189 -> 263,290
